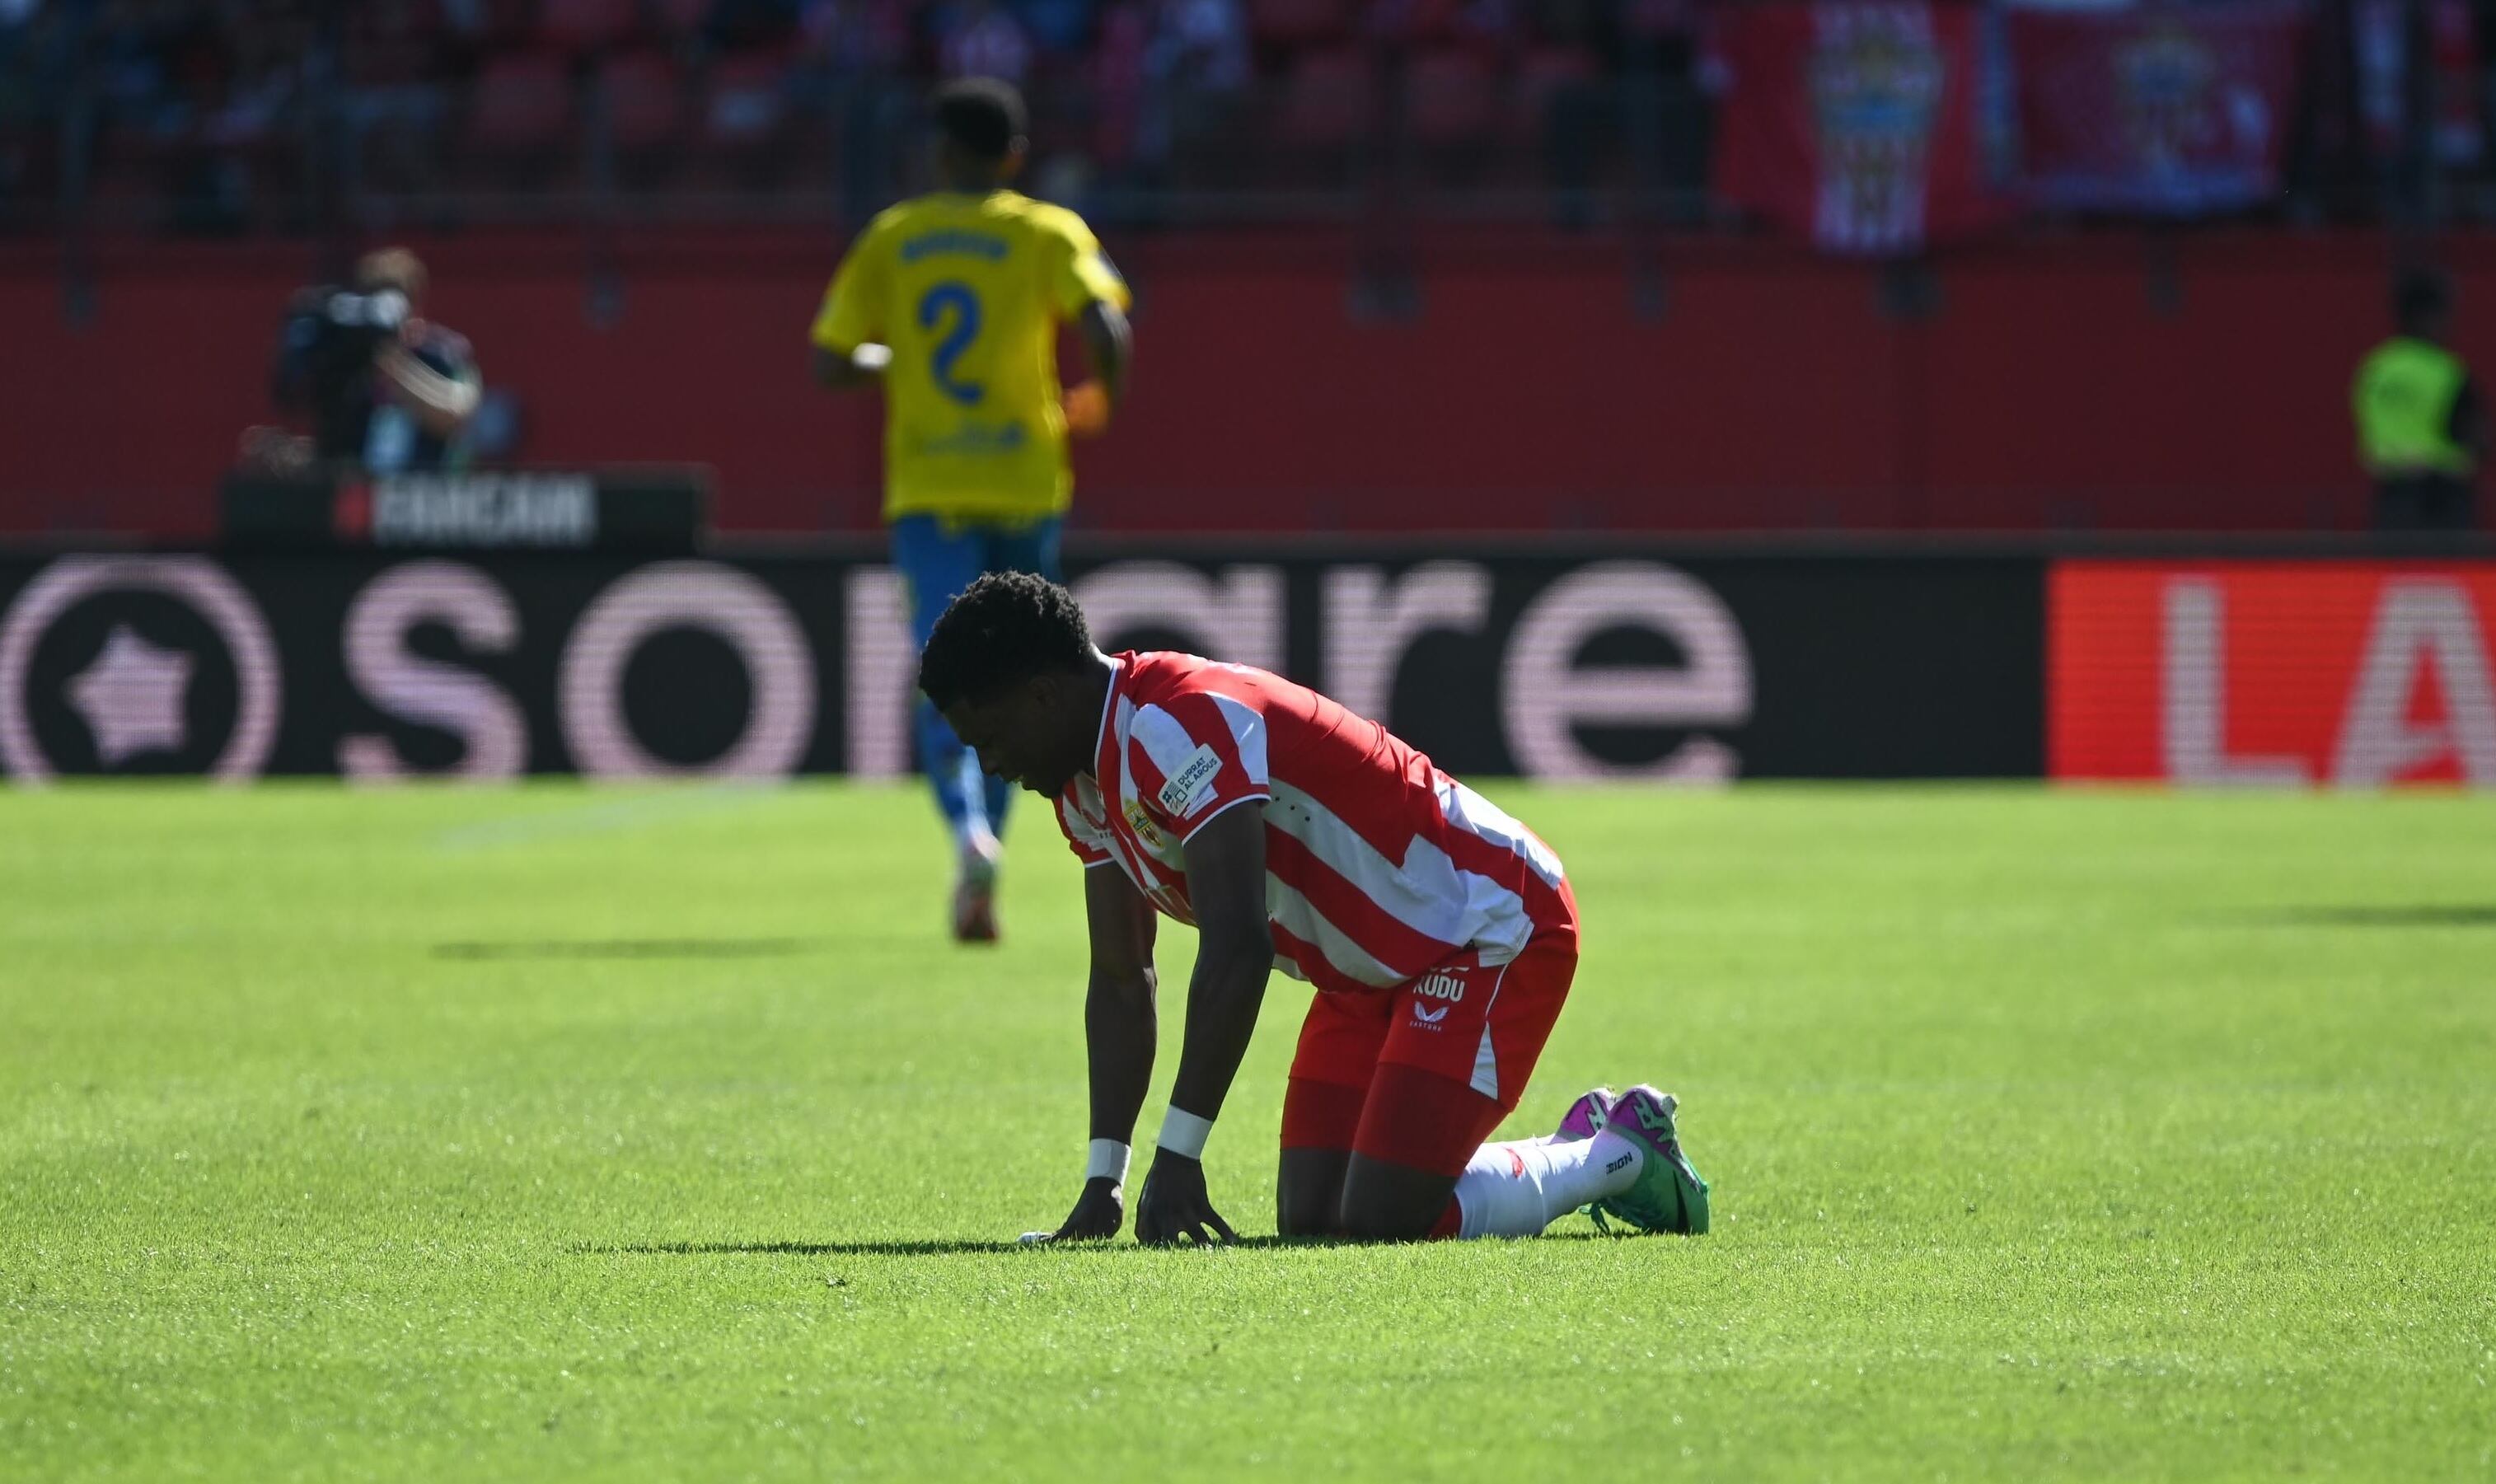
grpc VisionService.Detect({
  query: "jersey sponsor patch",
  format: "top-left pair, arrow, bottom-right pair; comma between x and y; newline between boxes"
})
1157,743 -> 1225,817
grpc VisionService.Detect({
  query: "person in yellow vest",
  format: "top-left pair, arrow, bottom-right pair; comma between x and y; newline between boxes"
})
810,77 -> 1134,943
2353,268 -> 2483,532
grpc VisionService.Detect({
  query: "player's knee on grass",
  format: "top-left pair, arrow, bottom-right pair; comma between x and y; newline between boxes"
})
1337,1154 -> 1460,1243
1280,1068 -> 1500,1240
1278,1079 -> 1366,1238
1276,1147 -> 1349,1238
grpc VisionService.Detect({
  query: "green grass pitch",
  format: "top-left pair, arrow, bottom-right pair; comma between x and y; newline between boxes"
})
3,782 -> 2493,1481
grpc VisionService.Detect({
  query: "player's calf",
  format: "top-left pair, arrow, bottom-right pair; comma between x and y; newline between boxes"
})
1337,1154 -> 1463,1242
1276,1147 -> 1350,1239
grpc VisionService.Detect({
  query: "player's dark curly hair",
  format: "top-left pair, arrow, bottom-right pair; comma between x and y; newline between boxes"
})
918,572 -> 1094,708
930,78 -> 1027,162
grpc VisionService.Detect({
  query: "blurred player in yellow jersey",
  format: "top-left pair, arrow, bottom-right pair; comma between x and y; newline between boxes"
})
811,77 -> 1133,943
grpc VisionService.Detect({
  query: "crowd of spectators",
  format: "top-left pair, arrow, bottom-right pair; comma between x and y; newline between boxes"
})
2,0 -> 2494,236
0,0 -> 1710,231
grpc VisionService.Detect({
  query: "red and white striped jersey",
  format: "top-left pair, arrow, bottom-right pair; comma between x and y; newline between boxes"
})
1053,651 -> 1574,995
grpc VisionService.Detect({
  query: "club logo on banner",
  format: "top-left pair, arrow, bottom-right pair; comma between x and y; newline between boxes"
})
2049,561 -> 2496,788
1712,2 -> 2002,255
2011,4 -> 2308,213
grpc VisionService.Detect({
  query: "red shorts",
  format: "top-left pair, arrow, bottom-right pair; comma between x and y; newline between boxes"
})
1278,922 -> 1578,1177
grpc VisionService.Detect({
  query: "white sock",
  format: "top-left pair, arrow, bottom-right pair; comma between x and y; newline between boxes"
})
955,821 -> 1000,874
1478,1136 -> 1548,1160
1452,1130 -> 1645,1238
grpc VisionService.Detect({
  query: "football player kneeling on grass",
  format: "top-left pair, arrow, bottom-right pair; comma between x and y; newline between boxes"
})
918,573 -> 1712,1244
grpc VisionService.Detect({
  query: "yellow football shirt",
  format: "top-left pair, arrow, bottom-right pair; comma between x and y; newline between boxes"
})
811,190 -> 1131,524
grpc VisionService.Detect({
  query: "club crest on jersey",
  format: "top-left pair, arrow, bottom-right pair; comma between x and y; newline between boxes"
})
1122,799 -> 1164,848
1157,743 -> 1225,817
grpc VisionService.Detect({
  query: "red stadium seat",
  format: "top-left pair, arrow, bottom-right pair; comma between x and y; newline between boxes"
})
471,0 -> 546,44
1512,45 -> 1599,128
349,0 -> 449,45
1272,47 -> 1372,148
652,0 -> 712,40
1518,45 -> 1599,90
598,52 -> 686,151
466,52 -> 574,151
345,0 -> 450,84
540,0 -> 641,52
1379,0 -> 1461,44
1249,0 -> 1349,48
347,36 -> 443,89
1405,48 -> 1496,147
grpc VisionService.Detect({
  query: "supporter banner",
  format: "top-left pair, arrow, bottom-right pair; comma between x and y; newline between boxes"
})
2050,561 -> 2496,787
1711,2 -> 2004,255
2356,0 -> 2483,169
2011,4 -> 2308,214
0,550 -> 2043,783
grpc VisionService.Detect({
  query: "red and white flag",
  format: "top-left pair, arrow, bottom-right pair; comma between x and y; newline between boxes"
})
2012,3 -> 2309,213
1710,2 -> 2004,255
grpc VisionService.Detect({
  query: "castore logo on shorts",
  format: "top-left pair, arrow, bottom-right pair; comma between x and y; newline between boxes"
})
1409,971 -> 1465,1030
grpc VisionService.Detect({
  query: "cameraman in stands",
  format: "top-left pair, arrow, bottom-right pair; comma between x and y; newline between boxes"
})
266,247 -> 481,474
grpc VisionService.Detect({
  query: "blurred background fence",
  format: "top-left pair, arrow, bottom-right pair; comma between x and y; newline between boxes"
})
9,1 -> 2496,541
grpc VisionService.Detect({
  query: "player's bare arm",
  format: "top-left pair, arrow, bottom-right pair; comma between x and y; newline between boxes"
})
1062,302 -> 1130,438
1076,300 -> 1131,405
1133,801 -> 1270,1247
1039,865 -> 1159,1243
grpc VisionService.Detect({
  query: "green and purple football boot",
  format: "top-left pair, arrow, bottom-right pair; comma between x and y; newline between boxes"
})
1552,1087 -> 1617,1143
1590,1084 -> 1710,1235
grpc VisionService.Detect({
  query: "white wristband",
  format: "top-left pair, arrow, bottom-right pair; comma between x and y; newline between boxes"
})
1085,1138 -> 1131,1184
1157,1107 -> 1214,1160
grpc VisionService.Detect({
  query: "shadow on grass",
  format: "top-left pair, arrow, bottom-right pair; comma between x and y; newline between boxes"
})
583,1240 -> 1044,1257
578,1229 -> 1641,1257
434,937 -> 836,962
2233,904 -> 2496,929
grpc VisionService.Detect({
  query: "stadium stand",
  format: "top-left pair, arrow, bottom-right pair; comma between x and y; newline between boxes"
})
5,1 -> 2496,538
9,0 -> 2492,236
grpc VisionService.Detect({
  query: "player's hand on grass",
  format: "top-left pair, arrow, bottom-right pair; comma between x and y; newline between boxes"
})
1037,1176 -> 1125,1243
1133,1153 -> 1235,1247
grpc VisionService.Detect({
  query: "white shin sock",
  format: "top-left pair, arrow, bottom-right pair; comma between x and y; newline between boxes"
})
1451,1130 -> 1645,1238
